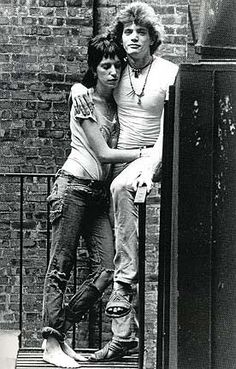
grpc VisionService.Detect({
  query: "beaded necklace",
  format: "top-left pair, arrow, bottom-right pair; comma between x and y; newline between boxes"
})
127,58 -> 153,105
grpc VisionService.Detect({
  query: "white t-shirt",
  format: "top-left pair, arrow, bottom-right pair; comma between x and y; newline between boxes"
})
62,91 -> 118,180
113,55 -> 178,149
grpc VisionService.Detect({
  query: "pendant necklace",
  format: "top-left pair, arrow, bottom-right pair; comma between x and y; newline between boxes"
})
127,57 -> 153,105
128,57 -> 153,78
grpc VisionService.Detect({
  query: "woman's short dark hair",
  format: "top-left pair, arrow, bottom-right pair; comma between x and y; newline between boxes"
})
109,2 -> 164,55
82,34 -> 126,88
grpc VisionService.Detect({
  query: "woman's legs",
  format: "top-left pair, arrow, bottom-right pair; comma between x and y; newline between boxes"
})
63,199 -> 115,329
43,179 -> 115,366
42,177 -> 89,367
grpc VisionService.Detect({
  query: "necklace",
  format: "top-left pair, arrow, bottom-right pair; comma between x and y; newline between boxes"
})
127,58 -> 153,105
128,57 -> 153,78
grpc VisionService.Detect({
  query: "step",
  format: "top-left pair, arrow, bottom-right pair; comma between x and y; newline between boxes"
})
16,348 -> 138,369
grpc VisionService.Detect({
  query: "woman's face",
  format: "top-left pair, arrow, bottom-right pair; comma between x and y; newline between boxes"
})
96,55 -> 122,91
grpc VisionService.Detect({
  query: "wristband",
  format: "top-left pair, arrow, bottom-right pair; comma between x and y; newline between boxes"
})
139,146 -> 147,157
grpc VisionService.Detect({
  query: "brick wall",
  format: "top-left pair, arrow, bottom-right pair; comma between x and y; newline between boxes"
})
0,0 -> 93,173
0,0 -> 194,367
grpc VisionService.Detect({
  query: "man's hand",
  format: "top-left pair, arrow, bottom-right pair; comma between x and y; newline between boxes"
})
132,170 -> 153,193
71,83 -> 94,116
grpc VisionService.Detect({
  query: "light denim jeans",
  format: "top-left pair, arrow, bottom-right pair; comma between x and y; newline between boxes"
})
110,157 -> 150,343
42,170 -> 114,341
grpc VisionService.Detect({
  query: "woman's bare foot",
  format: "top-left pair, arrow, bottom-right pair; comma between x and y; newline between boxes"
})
43,336 -> 80,368
60,341 -> 88,362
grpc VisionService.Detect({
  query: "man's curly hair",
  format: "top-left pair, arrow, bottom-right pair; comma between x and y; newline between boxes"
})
108,2 -> 164,55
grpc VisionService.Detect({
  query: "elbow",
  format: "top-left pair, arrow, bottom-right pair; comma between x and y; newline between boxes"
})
96,152 -> 110,163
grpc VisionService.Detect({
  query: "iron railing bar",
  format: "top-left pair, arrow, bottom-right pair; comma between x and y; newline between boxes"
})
72,257 -> 77,349
98,299 -> 103,349
134,185 -> 148,369
0,173 -> 55,177
19,176 -> 24,348
188,4 -> 197,45
46,176 -> 52,267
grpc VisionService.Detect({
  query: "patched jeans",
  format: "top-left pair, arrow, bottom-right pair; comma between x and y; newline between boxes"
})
111,157 -> 151,285
110,157 -> 151,343
42,170 -> 114,341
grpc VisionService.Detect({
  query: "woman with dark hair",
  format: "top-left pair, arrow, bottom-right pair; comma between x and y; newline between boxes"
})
41,34 -> 151,368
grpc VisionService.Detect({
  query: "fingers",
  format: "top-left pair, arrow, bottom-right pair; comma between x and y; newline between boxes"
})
87,89 -> 94,111
137,178 -> 153,194
74,96 -> 91,116
71,84 -> 94,116
131,178 -> 139,192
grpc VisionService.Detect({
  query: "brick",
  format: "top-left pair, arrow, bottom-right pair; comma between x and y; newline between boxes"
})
39,0 -> 65,7
0,44 -> 23,53
67,0 -> 83,6
21,17 -> 38,25
12,54 -> 37,63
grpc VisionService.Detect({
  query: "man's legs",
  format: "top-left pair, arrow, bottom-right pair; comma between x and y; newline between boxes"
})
90,158 -> 148,361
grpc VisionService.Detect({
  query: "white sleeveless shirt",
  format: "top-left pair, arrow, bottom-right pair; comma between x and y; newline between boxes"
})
113,56 -> 178,149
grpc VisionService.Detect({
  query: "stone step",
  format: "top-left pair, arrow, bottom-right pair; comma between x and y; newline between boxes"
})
16,348 -> 138,369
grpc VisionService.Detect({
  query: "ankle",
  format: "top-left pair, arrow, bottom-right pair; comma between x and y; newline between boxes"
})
46,335 -> 61,350
114,281 -> 132,293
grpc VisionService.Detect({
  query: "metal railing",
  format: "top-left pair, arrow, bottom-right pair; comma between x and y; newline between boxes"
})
0,173 -> 54,347
0,172 -> 149,368
134,185 -> 148,369
0,173 -> 104,349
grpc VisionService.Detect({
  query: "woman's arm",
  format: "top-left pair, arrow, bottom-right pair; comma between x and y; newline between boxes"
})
81,118 -> 151,163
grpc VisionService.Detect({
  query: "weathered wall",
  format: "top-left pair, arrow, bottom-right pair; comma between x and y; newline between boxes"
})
0,0 -> 199,367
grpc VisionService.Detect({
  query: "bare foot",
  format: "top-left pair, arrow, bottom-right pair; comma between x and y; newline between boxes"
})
60,341 -> 88,362
43,336 -> 80,368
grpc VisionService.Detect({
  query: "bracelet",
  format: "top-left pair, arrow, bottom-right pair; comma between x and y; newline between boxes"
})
139,146 -> 147,157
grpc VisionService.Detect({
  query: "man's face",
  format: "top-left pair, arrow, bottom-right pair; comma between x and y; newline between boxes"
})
122,22 -> 152,59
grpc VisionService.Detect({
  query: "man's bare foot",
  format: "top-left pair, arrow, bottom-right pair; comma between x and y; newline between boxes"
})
60,341 -> 88,362
43,336 -> 80,368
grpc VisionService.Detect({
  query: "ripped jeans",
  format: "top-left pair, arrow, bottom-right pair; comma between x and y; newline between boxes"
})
42,170 -> 114,341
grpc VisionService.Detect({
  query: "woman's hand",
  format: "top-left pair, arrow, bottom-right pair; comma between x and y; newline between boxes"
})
71,83 -> 94,116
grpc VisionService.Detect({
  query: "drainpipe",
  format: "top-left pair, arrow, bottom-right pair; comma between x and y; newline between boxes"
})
93,0 -> 99,37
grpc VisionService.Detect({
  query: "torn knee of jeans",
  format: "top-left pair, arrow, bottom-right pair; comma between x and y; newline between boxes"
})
49,199 -> 64,224
93,268 -> 114,292
48,269 -> 67,291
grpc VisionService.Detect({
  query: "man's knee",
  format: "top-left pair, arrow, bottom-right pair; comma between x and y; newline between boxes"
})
110,178 -> 128,196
